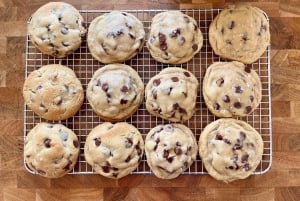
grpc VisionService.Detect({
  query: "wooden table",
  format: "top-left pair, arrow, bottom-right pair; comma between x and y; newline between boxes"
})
0,0 -> 299,200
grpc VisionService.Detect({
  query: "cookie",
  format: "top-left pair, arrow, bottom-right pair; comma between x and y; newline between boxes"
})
84,122 -> 144,179
199,118 -> 264,183
145,67 -> 199,122
147,11 -> 203,64
87,11 -> 145,64
86,64 -> 144,122
145,124 -> 198,179
28,2 -> 86,58
209,4 -> 270,64
24,122 -> 80,178
23,64 -> 84,120
202,61 -> 262,117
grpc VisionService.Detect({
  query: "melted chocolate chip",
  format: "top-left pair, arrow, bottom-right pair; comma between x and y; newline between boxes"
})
234,86 -> 243,93
136,144 -> 142,155
215,134 -> 223,140
163,150 -> 169,158
232,144 -> 243,150
121,85 -> 129,93
73,140 -> 79,148
125,138 -> 133,148
174,146 -> 182,155
242,34 -> 248,43
228,166 -> 234,170
171,77 -> 179,82
216,77 -> 224,87
241,154 -> 249,163
223,95 -> 231,103
154,144 -> 158,151
153,91 -> 157,100
153,79 -> 161,86
94,138 -> 101,146
223,138 -> 231,145
170,28 -> 181,38
229,21 -> 235,29
234,102 -> 242,109
167,156 -> 174,163
112,173 -> 118,178
250,95 -> 254,102
221,27 -> 225,34
213,103 -> 220,110
192,44 -> 198,51
120,99 -> 128,104
184,72 -> 190,77
244,163 -> 250,171
226,40 -> 232,45
44,138 -> 51,148
102,83 -> 109,92
245,106 -> 252,114
125,155 -> 131,163
158,33 -> 168,51
102,166 -> 110,173
187,146 -> 192,152
245,65 -> 251,73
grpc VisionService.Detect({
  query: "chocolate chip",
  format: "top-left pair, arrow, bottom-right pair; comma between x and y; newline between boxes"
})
242,34 -> 248,43
250,95 -> 254,102
125,22 -> 132,29
167,87 -> 173,95
128,32 -> 135,39
125,155 -> 131,163
102,83 -> 109,92
182,92 -> 188,97
245,106 -> 252,114
228,21 -> 235,29
174,147 -> 182,155
58,16 -> 62,21
37,169 -> 46,175
120,99 -> 128,104
153,91 -> 157,100
170,28 -> 181,38
183,161 -> 189,169
163,150 -> 169,158
240,131 -> 246,141
215,134 -> 223,140
216,77 -> 224,87
241,154 -> 249,163
96,80 -> 101,86
192,44 -> 198,51
223,138 -> 231,145
235,86 -> 243,93
194,23 -> 198,31
213,103 -> 220,110
178,36 -> 186,45
136,144 -> 142,155
184,72 -> 190,77
171,77 -> 179,82
121,85 -> 129,93
101,43 -> 109,54
54,96 -> 63,105
94,138 -> 101,146
112,173 -> 118,178
176,141 -> 181,146
61,27 -> 69,35
154,144 -> 158,151
223,95 -> 230,103
165,125 -> 174,132
44,138 -> 51,148
232,144 -> 242,150
153,79 -> 161,86
158,33 -> 168,51
122,12 -> 127,16
62,42 -> 70,47
125,138 -> 133,148
46,24 -> 51,31
167,156 -> 174,163
226,40 -> 232,45
102,166 -> 110,173
73,140 -> 79,148
245,65 -> 251,73
160,43 -> 168,51
234,102 -> 242,109
244,163 -> 250,171
183,16 -> 190,23
228,166 -> 234,170
221,27 -> 224,34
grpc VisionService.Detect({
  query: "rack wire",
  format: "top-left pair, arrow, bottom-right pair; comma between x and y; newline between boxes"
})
24,9 -> 272,175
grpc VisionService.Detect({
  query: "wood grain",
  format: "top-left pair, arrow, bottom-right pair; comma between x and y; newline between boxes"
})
0,0 -> 300,200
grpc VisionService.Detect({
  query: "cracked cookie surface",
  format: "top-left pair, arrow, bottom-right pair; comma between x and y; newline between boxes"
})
147,11 -> 203,64
86,64 -> 144,122
28,2 -> 86,58
199,118 -> 264,183
145,67 -> 198,122
24,122 -> 80,178
203,61 -> 262,117
84,122 -> 144,179
209,4 -> 270,64
23,64 -> 84,120
87,11 -> 145,64
145,124 -> 198,179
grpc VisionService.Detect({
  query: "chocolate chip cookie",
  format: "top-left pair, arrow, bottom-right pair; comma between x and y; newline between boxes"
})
199,118 -> 264,183
145,67 -> 199,122
24,122 -> 80,178
28,2 -> 86,58
147,11 -> 203,64
145,124 -> 198,179
84,122 -> 144,179
203,61 -> 262,117
87,11 -> 145,64
23,64 -> 84,120
209,4 -> 270,64
86,64 -> 144,122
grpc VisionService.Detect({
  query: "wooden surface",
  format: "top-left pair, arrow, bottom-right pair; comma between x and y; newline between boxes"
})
0,0 -> 300,200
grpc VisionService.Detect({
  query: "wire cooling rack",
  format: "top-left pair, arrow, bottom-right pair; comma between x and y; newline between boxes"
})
24,9 -> 272,175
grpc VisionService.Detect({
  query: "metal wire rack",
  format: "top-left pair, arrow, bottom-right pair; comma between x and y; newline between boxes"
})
24,9 -> 272,175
